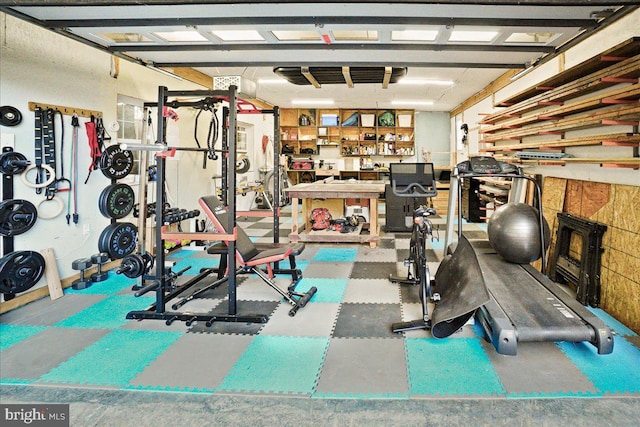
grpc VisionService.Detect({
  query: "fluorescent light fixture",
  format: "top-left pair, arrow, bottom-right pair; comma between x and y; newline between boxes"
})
291,99 -> 334,105
258,78 -> 289,84
152,31 -> 208,42
449,31 -> 498,42
100,32 -> 152,43
211,30 -> 264,41
398,79 -> 454,86
392,30 -> 439,41
271,30 -> 320,41
391,100 -> 434,106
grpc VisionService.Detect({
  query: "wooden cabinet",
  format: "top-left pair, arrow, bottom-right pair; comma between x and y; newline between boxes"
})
280,108 -> 415,157
479,38 -> 640,169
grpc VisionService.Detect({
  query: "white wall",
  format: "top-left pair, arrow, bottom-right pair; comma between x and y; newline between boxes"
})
453,8 -> 640,186
0,13 -> 250,294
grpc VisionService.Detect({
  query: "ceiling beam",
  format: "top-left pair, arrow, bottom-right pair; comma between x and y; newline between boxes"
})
301,66 -> 321,88
3,1 -> 637,5
39,16 -> 598,28
111,43 -> 555,53
342,67 -> 353,88
159,61 -> 527,69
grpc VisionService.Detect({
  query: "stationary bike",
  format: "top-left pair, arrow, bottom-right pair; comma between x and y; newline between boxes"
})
387,163 -> 439,333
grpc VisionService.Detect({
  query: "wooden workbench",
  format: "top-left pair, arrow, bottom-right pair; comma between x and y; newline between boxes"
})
285,180 -> 386,248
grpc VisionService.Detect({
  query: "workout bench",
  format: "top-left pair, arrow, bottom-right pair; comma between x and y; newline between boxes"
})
197,195 -> 316,316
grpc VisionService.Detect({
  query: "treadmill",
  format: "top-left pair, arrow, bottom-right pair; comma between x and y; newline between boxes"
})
443,157 -> 613,356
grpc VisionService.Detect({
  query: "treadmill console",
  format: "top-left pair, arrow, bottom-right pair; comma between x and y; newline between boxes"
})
457,156 -> 518,175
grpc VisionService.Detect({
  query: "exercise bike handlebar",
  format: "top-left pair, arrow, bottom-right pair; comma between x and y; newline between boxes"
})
391,181 -> 438,198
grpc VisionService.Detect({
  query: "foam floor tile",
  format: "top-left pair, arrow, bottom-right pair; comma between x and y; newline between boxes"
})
355,248 -> 397,263
55,295 -> 155,329
171,256 -> 220,276
260,302 -> 339,337
483,341 -> 597,396
0,294 -> 107,326
186,300 -> 279,335
230,276 -> 289,301
1,327 -> 110,380
332,303 -> 402,338
128,333 -> 254,391
218,335 -> 328,395
65,271 -> 137,295
558,337 -> 640,394
394,238 -> 410,250
587,308 -> 638,337
312,247 -> 358,262
375,239 -> 396,249
341,279 -> 401,304
297,278 -> 348,303
37,329 -> 183,387
406,337 -> 504,396
349,262 -> 396,279
314,338 -> 409,397
0,324 -> 46,351
302,262 -> 353,279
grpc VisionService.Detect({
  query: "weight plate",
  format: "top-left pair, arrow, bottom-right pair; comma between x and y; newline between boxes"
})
99,222 -> 137,259
100,145 -> 134,180
0,199 -> 38,236
98,183 -> 135,219
0,251 -> 45,294
0,151 -> 29,175
0,106 -> 23,127
235,156 -> 250,174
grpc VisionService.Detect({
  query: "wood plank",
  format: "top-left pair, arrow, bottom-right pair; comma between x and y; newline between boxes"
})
482,104 -> 640,142
482,52 -> 640,124
482,133 -> 640,152
493,38 -> 640,108
41,248 -> 63,301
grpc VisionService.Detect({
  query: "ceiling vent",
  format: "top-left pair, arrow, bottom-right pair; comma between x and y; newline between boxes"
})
273,66 -> 408,88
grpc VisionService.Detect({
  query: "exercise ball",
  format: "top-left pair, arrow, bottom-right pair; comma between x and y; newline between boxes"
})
487,203 -> 550,264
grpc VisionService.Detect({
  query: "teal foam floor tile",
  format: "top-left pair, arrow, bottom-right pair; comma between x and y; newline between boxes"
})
171,256 -> 218,275
65,271 -> 137,295
558,337 -> 640,394
0,324 -> 46,351
37,329 -> 183,387
218,336 -> 328,395
55,295 -> 154,329
406,337 -> 505,396
297,278 -> 348,303
587,308 -> 637,337
313,248 -> 357,262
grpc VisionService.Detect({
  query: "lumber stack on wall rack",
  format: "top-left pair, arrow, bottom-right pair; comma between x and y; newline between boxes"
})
480,38 -> 640,169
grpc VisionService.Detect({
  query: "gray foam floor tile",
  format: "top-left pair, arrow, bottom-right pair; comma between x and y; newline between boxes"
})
355,248 -> 397,263
0,294 -> 108,326
483,341 -> 598,395
259,302 -> 340,337
626,335 -> 640,351
302,262 -> 353,279
397,249 -> 409,262
243,228 -> 270,237
464,230 -> 488,240
0,327 -> 110,380
292,245 -> 320,260
232,276 -> 287,301
342,279 -> 401,304
350,262 -> 396,279
376,239 -> 396,249
315,338 -> 408,396
399,285 -> 421,304
120,317 -> 191,332
332,303 -> 402,338
248,222 -> 277,229
129,333 -> 254,390
194,276 -> 248,300
394,238 -> 410,250
187,300 -> 280,335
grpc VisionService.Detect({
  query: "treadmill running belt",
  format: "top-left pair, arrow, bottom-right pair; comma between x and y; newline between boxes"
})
477,253 -> 595,343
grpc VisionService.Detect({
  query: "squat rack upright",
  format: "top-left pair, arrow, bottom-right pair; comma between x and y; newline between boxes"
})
126,85 -> 283,325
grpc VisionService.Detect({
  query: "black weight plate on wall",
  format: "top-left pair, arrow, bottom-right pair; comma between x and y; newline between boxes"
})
0,199 -> 38,236
99,183 -> 135,219
0,106 -> 23,127
99,222 -> 137,259
0,250 -> 45,294
100,145 -> 134,180
0,151 -> 29,175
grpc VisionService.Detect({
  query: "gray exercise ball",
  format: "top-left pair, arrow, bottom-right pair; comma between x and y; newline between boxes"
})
487,203 -> 550,264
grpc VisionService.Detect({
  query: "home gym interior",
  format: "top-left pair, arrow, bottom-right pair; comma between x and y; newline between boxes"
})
1,1 -> 639,425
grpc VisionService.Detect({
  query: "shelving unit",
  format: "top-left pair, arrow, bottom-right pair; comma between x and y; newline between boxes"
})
479,38 -> 640,169
280,108 -> 415,157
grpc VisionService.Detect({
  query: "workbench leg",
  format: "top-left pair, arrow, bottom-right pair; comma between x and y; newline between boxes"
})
291,198 -> 299,235
302,197 -> 311,232
369,197 -> 378,248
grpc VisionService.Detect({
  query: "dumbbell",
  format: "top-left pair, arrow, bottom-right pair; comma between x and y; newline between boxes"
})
90,252 -> 109,283
71,258 -> 93,290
